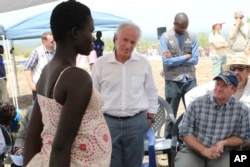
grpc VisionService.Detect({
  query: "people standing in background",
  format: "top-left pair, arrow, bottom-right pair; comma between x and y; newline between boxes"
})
229,10 -> 250,56
24,32 -> 55,103
94,31 -> 104,58
0,45 -> 9,103
92,22 -> 158,167
76,49 -> 97,74
209,19 -> 229,76
159,12 -> 199,138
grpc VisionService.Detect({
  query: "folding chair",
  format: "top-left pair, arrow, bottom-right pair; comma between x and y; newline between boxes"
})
144,96 -> 176,166
170,113 -> 184,167
0,125 -> 12,167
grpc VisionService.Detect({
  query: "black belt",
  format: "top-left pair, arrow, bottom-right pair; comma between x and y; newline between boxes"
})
104,111 -> 144,120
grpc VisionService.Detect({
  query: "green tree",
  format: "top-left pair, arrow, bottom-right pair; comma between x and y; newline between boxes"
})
197,32 -> 209,48
247,17 -> 250,23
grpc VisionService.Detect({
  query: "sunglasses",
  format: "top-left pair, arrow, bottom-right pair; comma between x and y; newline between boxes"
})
230,66 -> 248,72
235,17 -> 243,19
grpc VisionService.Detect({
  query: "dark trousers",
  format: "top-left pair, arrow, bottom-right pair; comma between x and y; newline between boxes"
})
164,79 -> 197,138
104,112 -> 149,167
32,91 -> 37,104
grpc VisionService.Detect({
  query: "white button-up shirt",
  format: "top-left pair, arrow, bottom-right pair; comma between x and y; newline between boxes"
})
92,52 -> 158,117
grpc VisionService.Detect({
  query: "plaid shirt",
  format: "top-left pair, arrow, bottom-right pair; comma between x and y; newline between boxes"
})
24,46 -> 54,70
179,94 -> 250,148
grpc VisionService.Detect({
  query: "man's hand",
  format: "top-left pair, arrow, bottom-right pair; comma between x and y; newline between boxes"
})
212,141 -> 224,154
162,51 -> 172,58
13,147 -> 24,156
185,54 -> 192,60
235,18 -> 242,28
29,82 -> 36,91
201,147 -> 221,159
147,113 -> 155,127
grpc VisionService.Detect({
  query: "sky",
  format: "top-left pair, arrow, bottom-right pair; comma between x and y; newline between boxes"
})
1,0 -> 250,41
80,0 -> 250,39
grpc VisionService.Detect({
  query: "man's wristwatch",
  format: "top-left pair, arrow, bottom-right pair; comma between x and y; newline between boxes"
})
147,116 -> 155,123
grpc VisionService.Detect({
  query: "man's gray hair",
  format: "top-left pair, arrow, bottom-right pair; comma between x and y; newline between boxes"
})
115,22 -> 141,39
234,11 -> 244,18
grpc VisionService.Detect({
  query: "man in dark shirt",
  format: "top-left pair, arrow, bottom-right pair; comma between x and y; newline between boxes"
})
0,45 -> 9,102
94,31 -> 104,58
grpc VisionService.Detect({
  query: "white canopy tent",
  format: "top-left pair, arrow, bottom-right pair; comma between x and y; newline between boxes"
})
0,0 -> 57,13
0,0 -> 131,108
0,1 -> 61,108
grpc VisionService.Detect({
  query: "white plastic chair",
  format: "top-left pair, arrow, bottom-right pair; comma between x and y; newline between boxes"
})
144,96 -> 176,166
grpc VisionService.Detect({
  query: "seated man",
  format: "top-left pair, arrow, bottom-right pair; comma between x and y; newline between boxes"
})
185,52 -> 250,149
175,71 -> 250,167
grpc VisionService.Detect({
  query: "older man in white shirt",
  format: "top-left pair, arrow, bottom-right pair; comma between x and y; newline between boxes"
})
92,22 -> 158,167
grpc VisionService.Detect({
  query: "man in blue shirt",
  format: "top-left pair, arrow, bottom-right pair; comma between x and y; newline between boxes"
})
0,45 -> 9,102
159,12 -> 199,138
94,31 -> 104,58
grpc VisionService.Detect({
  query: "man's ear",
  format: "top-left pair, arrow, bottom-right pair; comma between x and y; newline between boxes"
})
232,86 -> 238,94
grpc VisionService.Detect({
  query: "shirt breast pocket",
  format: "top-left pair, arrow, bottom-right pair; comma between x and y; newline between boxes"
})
132,76 -> 145,93
183,43 -> 192,54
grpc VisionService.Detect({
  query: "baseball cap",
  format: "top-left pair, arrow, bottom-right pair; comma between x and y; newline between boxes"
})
213,71 -> 239,87
211,19 -> 225,28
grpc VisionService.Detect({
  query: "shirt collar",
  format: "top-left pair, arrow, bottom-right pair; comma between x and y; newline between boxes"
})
209,94 -> 235,108
106,51 -> 141,63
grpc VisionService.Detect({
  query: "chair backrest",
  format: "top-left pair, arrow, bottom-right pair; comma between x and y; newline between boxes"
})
170,113 -> 184,167
152,96 -> 176,136
0,125 -> 12,154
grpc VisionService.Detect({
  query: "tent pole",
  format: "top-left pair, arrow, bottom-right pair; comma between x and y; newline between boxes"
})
10,40 -> 20,96
2,36 -> 19,108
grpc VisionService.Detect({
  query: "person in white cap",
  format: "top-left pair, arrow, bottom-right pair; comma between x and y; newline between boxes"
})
229,10 -> 250,55
209,19 -> 229,76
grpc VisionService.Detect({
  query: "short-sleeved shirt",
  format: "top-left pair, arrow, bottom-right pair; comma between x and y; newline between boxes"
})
24,46 -> 54,70
94,39 -> 104,58
179,94 -> 250,148
209,32 -> 227,56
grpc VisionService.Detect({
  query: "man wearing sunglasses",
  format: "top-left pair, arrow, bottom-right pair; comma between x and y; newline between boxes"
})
229,11 -> 250,55
185,53 -> 250,107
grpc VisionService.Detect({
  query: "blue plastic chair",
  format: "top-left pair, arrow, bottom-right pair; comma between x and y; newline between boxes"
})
143,128 -> 157,167
144,96 -> 176,166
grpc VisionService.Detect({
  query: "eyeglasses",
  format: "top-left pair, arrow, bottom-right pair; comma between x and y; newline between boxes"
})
235,17 -> 243,19
230,66 -> 248,72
